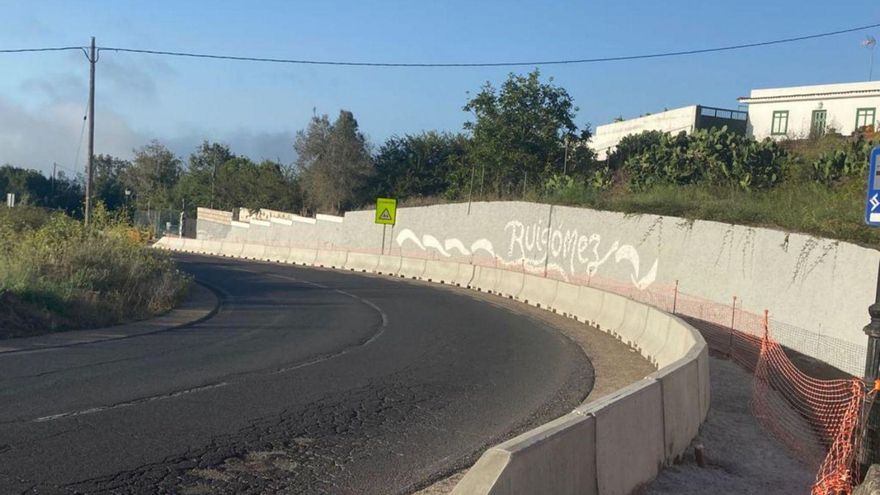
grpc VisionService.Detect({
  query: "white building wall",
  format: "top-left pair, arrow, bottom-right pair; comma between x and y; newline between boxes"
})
590,105 -> 698,160
742,81 -> 880,140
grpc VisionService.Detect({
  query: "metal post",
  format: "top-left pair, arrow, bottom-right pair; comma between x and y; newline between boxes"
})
542,205 -> 553,278
672,280 -> 679,314
85,36 -> 96,226
860,262 -> 880,471
728,296 -> 738,358
871,47 -> 876,82
381,224 -> 387,256
467,163 -> 476,215
763,309 -> 769,338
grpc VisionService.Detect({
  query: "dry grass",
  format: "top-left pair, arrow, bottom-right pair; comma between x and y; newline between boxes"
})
0,206 -> 190,337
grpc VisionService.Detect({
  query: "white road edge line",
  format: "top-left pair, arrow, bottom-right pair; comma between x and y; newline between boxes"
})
33,382 -> 229,423
31,265 -> 389,424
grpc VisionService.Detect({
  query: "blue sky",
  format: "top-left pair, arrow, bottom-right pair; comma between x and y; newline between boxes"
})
0,0 -> 878,175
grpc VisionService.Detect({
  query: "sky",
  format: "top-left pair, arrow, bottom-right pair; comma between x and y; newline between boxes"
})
0,0 -> 878,176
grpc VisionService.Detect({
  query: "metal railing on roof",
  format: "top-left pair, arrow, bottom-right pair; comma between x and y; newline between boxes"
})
700,106 -> 748,121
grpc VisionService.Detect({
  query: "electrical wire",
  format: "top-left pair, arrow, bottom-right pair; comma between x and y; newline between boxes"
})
72,98 -> 89,176
96,22 -> 880,68
0,46 -> 85,54
2,22 -> 878,67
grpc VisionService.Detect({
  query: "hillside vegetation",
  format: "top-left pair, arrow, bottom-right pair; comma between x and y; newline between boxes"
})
0,206 -> 190,338
4,69 -> 879,247
536,131 -> 880,246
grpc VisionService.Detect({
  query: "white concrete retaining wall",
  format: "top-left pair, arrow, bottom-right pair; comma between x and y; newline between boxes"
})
195,202 -> 878,375
153,233 -> 709,495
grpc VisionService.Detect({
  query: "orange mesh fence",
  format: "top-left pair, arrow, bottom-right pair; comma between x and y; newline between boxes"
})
753,330 -> 865,494
570,273 -> 867,494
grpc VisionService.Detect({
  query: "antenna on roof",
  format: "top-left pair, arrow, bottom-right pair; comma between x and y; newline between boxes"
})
863,36 -> 877,81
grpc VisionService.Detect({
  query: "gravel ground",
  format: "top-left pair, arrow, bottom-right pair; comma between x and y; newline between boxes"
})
645,356 -> 814,494
417,355 -> 815,494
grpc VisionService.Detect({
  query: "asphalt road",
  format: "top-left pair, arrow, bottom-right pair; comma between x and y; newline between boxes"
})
0,254 -> 594,494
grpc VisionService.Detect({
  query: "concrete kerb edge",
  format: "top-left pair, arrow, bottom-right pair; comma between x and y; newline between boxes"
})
0,280 -> 222,355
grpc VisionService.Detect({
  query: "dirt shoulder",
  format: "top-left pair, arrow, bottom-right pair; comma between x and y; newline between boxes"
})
0,282 -> 219,354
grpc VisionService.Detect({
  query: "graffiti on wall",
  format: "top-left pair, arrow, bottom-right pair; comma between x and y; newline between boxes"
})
396,219 -> 658,289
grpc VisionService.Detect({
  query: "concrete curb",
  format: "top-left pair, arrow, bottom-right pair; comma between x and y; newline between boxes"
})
0,281 -> 220,356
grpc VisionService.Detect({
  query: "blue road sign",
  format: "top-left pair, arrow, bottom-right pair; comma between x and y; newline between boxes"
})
867,147 -> 880,226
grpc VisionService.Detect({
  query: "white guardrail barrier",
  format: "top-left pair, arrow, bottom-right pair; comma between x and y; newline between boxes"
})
154,237 -> 709,495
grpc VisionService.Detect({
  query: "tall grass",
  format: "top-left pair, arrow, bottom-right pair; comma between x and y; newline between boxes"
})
542,177 -> 879,246
0,206 -> 190,337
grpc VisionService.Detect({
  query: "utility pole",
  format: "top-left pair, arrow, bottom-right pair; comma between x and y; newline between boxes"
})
85,36 -> 96,226
51,162 -> 56,195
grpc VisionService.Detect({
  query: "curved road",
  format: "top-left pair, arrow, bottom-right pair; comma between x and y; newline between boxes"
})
0,254 -> 593,494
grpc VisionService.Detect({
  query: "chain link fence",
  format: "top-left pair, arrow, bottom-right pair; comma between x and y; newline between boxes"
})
133,209 -> 196,239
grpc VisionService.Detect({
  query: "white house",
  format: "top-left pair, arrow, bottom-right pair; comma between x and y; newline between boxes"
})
738,81 -> 880,140
590,104 -> 747,161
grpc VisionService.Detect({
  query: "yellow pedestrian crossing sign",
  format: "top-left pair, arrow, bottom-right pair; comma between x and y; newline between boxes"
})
375,198 -> 397,225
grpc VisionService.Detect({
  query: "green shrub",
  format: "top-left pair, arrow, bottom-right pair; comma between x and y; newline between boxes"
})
0,207 -> 190,336
606,130 -> 665,170
541,174 -> 601,205
624,127 -> 786,191
809,137 -> 876,185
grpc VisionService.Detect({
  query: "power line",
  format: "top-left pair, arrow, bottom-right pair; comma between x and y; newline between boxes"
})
72,95 -> 89,175
0,46 -> 85,54
1,22 -> 877,67
96,22 -> 880,68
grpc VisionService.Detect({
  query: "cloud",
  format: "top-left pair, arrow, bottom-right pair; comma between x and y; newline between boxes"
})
99,54 -> 177,102
0,96 -> 141,176
0,95 -> 296,176
222,130 -> 296,164
21,74 -> 88,103
161,128 -> 296,166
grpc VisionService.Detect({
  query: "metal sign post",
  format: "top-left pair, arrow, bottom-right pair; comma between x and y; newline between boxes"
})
866,147 -> 880,226
861,146 -> 880,473
375,198 -> 397,255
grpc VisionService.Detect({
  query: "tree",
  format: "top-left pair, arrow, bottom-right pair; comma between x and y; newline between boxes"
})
370,131 -> 468,200
92,154 -> 131,210
123,140 -> 181,210
0,165 -> 82,213
295,110 -> 374,213
211,157 -> 302,212
463,69 -> 591,195
176,141 -> 236,211
0,165 -> 51,206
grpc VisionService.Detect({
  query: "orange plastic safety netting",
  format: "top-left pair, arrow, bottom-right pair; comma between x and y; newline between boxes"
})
569,273 -> 868,494
753,330 -> 865,494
